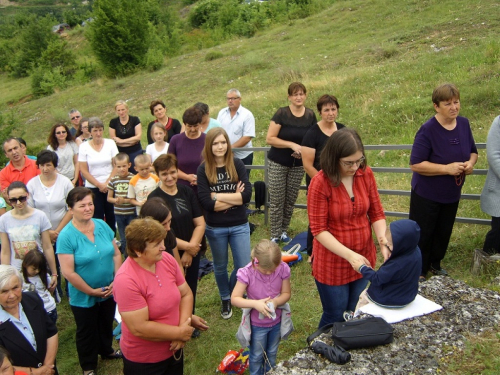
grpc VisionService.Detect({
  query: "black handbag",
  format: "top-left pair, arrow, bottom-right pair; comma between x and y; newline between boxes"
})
307,324 -> 351,365
331,317 -> 394,350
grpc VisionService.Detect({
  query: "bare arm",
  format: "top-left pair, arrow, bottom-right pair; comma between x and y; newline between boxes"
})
177,169 -> 197,186
113,125 -> 143,146
232,135 -> 252,148
58,254 -> 111,298
176,216 -> 205,256
0,232 -> 11,265
315,230 -> 371,269
266,121 -> 301,152
410,160 -> 465,176
72,153 -> 80,185
120,282 -> 194,342
41,231 -> 57,290
463,153 -> 478,175
302,146 -> 318,179
43,333 -> 58,368
49,211 -> 72,243
79,161 -> 106,190
371,218 -> 390,262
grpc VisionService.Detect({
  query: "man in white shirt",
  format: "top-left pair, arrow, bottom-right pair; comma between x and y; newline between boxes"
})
217,89 -> 255,177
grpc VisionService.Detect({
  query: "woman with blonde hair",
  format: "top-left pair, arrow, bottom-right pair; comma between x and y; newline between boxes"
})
197,128 -> 252,319
109,100 -> 143,172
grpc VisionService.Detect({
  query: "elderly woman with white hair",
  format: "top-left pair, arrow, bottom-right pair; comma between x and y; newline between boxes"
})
0,265 -> 58,375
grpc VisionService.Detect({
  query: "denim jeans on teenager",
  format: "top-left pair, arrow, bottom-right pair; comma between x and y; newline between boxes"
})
205,223 -> 251,301
315,278 -> 369,328
115,213 -> 137,257
249,322 -> 281,375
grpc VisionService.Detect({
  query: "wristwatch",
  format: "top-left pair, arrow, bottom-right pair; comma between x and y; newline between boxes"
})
213,193 -> 217,201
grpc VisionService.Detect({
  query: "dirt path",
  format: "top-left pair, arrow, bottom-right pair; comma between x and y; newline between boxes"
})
0,0 -> 18,6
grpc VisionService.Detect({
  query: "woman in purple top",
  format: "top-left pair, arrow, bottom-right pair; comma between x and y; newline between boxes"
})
168,107 -> 206,194
409,83 -> 478,280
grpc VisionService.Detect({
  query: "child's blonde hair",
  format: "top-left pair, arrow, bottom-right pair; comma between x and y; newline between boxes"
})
251,239 -> 281,271
134,153 -> 151,166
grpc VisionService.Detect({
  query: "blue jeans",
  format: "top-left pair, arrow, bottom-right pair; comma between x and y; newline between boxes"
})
115,213 -> 137,257
205,223 -> 251,300
249,323 -> 281,375
315,278 -> 368,328
47,308 -> 58,324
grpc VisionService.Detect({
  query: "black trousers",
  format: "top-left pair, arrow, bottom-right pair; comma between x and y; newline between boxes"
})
483,216 -> 500,255
179,250 -> 201,313
71,297 -> 116,371
409,190 -> 459,275
123,352 -> 183,375
90,188 -> 116,235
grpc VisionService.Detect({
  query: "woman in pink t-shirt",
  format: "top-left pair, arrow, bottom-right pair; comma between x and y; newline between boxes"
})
113,218 -> 208,375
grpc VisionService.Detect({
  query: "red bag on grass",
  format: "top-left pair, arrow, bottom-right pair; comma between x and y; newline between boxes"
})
217,348 -> 249,374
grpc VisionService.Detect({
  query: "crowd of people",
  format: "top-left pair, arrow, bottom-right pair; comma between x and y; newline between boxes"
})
0,82 -> 495,374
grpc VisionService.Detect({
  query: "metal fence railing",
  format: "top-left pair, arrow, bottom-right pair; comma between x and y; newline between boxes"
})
236,143 -> 490,226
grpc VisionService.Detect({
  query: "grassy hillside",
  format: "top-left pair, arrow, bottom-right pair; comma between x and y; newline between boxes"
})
1,0 -> 500,374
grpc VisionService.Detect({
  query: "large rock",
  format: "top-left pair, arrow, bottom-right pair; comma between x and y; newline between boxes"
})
270,276 -> 500,374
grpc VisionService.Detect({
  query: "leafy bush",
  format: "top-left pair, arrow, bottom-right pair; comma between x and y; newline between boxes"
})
30,65 -> 68,97
89,0 -> 153,77
10,14 -> 58,78
144,48 -> 164,72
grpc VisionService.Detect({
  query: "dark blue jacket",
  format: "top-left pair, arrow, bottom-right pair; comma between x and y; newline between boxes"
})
360,219 -> 422,307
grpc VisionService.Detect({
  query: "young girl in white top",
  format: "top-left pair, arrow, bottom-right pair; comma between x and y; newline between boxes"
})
21,249 -> 58,323
146,122 -> 169,162
231,240 -> 291,375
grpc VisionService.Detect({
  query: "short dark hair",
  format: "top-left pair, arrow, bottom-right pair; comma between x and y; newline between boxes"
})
3,137 -> 21,151
139,197 -> 171,222
125,218 -> 166,258
194,102 -> 209,115
66,187 -> 94,208
36,150 -> 59,168
316,94 -> 340,113
320,128 -> 366,186
150,100 -> 166,116
153,154 -> 178,174
16,137 -> 26,147
288,82 -> 307,96
7,181 -> 27,195
432,83 -> 460,106
114,152 -> 130,163
182,106 -> 203,126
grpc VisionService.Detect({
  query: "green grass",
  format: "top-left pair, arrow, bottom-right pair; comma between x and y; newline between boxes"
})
2,0 -> 500,373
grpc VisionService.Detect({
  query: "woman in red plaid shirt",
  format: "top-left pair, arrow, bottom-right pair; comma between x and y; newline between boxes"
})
307,128 -> 390,327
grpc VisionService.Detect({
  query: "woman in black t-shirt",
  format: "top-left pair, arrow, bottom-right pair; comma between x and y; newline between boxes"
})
109,100 -> 143,172
148,154 -> 205,317
302,94 -> 345,256
265,82 -> 316,244
197,128 -> 252,320
139,197 -> 182,270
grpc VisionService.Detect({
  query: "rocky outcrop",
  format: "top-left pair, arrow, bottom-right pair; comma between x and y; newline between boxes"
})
271,276 -> 500,374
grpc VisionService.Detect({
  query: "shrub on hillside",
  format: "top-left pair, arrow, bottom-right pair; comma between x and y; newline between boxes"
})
10,14 -> 58,78
89,0 -> 153,77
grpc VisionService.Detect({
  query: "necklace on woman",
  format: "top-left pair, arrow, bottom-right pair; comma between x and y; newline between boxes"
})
73,219 -> 94,234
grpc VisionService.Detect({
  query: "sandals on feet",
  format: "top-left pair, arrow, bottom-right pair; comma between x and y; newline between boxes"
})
101,349 -> 123,360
